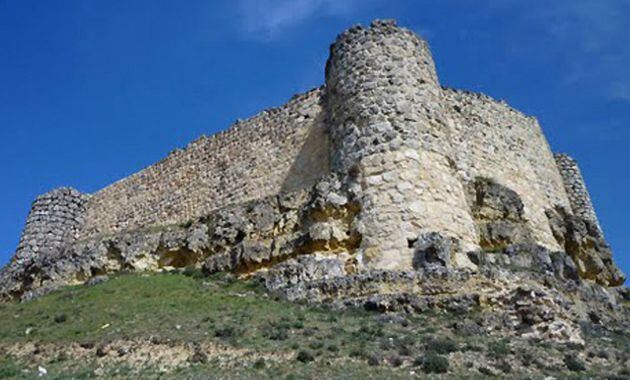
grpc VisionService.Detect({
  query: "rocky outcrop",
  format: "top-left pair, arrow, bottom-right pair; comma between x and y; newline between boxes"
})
0,176 -> 363,302
410,232 -> 459,270
546,207 -> 624,286
467,177 -> 532,250
256,241 -> 626,346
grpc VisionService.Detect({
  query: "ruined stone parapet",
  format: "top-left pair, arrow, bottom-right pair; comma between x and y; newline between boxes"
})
13,188 -> 89,264
554,154 -> 603,234
325,19 -> 477,270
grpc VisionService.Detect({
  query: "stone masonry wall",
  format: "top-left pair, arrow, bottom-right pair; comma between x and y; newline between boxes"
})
14,188 -> 89,264
443,89 -> 572,250
2,19 -> 625,301
79,88 -> 330,239
325,19 -> 478,270
554,154 -> 603,234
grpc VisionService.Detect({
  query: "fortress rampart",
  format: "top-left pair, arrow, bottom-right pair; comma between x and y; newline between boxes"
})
79,88 -> 330,239
4,19 -> 623,298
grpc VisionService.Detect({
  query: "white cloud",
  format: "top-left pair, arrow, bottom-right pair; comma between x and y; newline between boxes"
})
236,0 -> 371,41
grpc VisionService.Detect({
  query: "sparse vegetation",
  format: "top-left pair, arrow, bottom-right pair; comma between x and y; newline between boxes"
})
488,338 -> 510,357
564,355 -> 586,372
0,272 -> 626,379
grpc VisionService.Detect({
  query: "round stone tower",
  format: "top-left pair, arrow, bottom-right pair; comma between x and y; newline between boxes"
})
325,20 -> 477,270
14,187 -> 88,264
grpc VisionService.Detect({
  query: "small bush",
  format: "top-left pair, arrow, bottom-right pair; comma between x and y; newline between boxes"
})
461,342 -> 483,352
564,355 -> 586,372
356,325 -> 383,338
182,267 -> 205,279
424,336 -> 458,354
214,325 -> 237,339
296,350 -> 314,363
398,345 -> 412,356
253,358 -> 266,369
308,341 -> 324,350
262,324 -> 289,341
292,320 -> 304,329
302,327 -> 318,337
488,339 -> 510,357
326,344 -> 339,352
413,356 -> 424,367
349,348 -> 367,359
262,319 -> 293,341
422,352 -> 449,374
367,354 -> 380,366
390,355 -> 403,367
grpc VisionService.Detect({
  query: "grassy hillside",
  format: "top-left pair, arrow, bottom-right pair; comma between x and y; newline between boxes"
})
0,271 -> 626,379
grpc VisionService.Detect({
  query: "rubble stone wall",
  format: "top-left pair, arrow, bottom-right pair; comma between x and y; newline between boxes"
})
554,154 -> 603,233
79,88 -> 330,239
14,188 -> 89,264
443,89 -> 572,250
325,20 -> 478,270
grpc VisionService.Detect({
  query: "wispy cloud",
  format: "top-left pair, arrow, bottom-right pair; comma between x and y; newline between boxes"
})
490,0 -> 630,103
608,83 -> 630,102
535,0 -> 625,53
236,0 -> 374,41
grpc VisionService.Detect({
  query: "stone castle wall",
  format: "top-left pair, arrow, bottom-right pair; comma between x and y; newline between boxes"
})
14,188 -> 89,263
79,88 -> 330,239
443,89 -> 571,250
554,154 -> 603,233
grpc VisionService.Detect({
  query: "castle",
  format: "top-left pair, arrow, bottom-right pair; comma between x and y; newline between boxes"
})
1,19 -> 624,302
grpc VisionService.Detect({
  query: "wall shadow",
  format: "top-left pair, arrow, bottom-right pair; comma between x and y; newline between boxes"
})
280,110 -> 331,193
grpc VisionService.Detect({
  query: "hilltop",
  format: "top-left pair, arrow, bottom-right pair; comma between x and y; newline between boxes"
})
0,271 -> 628,379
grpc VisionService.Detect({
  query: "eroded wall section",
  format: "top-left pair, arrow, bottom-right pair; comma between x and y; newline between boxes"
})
80,88 -> 330,239
554,154 -> 603,234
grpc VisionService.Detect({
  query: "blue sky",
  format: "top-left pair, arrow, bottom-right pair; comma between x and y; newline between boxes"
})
1,0 -> 628,277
